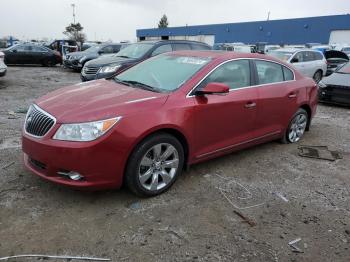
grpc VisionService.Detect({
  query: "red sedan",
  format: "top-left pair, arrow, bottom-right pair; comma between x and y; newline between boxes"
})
22,51 -> 318,196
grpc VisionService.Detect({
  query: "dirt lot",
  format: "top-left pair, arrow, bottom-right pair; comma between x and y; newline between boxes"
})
0,66 -> 349,262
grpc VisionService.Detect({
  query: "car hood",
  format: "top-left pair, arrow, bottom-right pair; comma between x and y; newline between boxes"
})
66,50 -> 91,57
86,55 -> 137,67
35,79 -> 168,123
322,72 -> 350,86
325,50 -> 349,60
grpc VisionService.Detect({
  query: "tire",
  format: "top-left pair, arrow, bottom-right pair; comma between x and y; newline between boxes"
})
313,70 -> 322,83
125,133 -> 184,197
42,59 -> 55,67
281,108 -> 308,144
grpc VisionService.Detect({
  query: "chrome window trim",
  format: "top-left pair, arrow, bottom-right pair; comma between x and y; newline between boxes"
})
24,104 -> 57,139
186,57 -> 296,98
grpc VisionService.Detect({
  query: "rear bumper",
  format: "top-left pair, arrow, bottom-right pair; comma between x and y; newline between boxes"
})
22,130 -> 129,190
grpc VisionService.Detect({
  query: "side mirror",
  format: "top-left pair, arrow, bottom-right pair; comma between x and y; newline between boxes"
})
98,50 -> 104,55
195,82 -> 230,96
291,58 -> 299,63
12,49 -> 17,53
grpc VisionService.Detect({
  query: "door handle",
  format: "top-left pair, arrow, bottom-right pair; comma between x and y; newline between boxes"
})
245,102 -> 256,108
288,93 -> 297,98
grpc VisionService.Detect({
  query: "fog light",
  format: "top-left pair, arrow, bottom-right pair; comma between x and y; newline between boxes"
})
57,171 -> 84,181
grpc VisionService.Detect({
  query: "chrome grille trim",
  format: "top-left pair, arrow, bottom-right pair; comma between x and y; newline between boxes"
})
83,66 -> 101,75
24,104 -> 57,138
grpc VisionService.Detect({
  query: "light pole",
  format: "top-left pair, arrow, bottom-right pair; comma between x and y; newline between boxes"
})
71,3 -> 76,24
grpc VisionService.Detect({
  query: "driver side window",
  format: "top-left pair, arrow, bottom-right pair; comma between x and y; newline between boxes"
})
151,44 -> 172,57
199,60 -> 251,90
102,46 -> 114,54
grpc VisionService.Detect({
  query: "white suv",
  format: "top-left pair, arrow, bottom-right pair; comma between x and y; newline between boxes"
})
0,51 -> 7,77
269,48 -> 327,82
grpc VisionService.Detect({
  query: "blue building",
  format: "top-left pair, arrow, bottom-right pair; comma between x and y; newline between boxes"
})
136,14 -> 350,46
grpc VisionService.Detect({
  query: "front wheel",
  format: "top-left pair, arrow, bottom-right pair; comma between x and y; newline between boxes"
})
125,133 -> 184,197
313,70 -> 322,83
281,108 -> 308,144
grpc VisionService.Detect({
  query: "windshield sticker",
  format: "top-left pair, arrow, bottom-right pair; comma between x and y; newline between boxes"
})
176,57 -> 210,65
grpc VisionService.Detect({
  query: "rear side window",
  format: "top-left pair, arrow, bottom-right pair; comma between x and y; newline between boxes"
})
173,43 -> 191,51
314,51 -> 324,60
255,60 -> 284,84
151,44 -> 172,56
283,67 -> 294,81
302,51 -> 316,62
199,59 -> 251,90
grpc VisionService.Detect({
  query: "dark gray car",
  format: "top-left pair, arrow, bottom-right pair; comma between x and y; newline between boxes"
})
318,62 -> 350,106
64,43 -> 128,71
81,40 -> 211,82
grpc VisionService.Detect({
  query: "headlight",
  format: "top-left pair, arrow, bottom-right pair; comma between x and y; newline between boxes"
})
318,80 -> 327,89
79,56 -> 87,63
53,117 -> 121,142
99,65 -> 121,74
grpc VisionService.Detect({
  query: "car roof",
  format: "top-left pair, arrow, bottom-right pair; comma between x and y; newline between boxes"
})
136,40 -> 210,45
165,50 -> 286,63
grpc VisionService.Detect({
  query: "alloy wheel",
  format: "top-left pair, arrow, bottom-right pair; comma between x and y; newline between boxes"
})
138,143 -> 179,191
288,113 -> 307,143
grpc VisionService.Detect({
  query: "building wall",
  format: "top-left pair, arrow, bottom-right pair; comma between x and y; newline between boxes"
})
136,14 -> 350,45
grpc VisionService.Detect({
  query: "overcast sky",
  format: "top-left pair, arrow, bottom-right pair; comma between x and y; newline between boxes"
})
1,0 -> 349,42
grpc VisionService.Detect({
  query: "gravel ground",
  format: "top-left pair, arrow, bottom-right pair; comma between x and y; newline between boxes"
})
0,66 -> 349,262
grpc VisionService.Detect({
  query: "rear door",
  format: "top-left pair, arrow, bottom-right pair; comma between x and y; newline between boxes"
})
290,51 -> 309,76
192,59 -> 258,158
31,46 -> 49,64
254,60 -> 299,136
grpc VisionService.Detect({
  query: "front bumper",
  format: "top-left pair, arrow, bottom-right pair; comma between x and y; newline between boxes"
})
318,86 -> 350,106
80,71 -> 114,82
0,67 -> 6,77
22,129 -> 128,190
63,59 -> 82,70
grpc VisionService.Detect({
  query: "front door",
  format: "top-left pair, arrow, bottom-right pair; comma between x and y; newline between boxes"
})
191,59 -> 258,159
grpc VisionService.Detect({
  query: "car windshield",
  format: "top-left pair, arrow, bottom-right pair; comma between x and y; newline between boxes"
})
85,45 -> 101,52
115,43 -> 153,59
337,63 -> 350,74
114,54 -> 211,92
268,51 -> 294,61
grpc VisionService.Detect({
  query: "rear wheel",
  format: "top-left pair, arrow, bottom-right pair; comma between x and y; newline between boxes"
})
125,133 -> 184,197
313,70 -> 322,83
281,108 -> 308,144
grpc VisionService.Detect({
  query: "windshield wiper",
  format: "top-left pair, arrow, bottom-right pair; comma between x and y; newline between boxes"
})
123,80 -> 156,92
114,78 -> 133,86
116,55 -> 130,58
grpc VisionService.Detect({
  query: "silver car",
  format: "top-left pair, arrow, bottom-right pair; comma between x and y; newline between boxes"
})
269,48 -> 327,82
0,51 -> 7,77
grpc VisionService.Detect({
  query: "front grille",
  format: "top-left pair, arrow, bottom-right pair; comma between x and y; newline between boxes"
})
25,105 -> 56,137
83,65 -> 100,75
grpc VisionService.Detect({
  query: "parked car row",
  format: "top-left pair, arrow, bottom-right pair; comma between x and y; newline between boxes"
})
63,42 -> 129,71
81,40 -> 211,81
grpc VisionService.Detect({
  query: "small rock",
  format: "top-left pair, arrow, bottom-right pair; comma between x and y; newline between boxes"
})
129,202 -> 141,210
